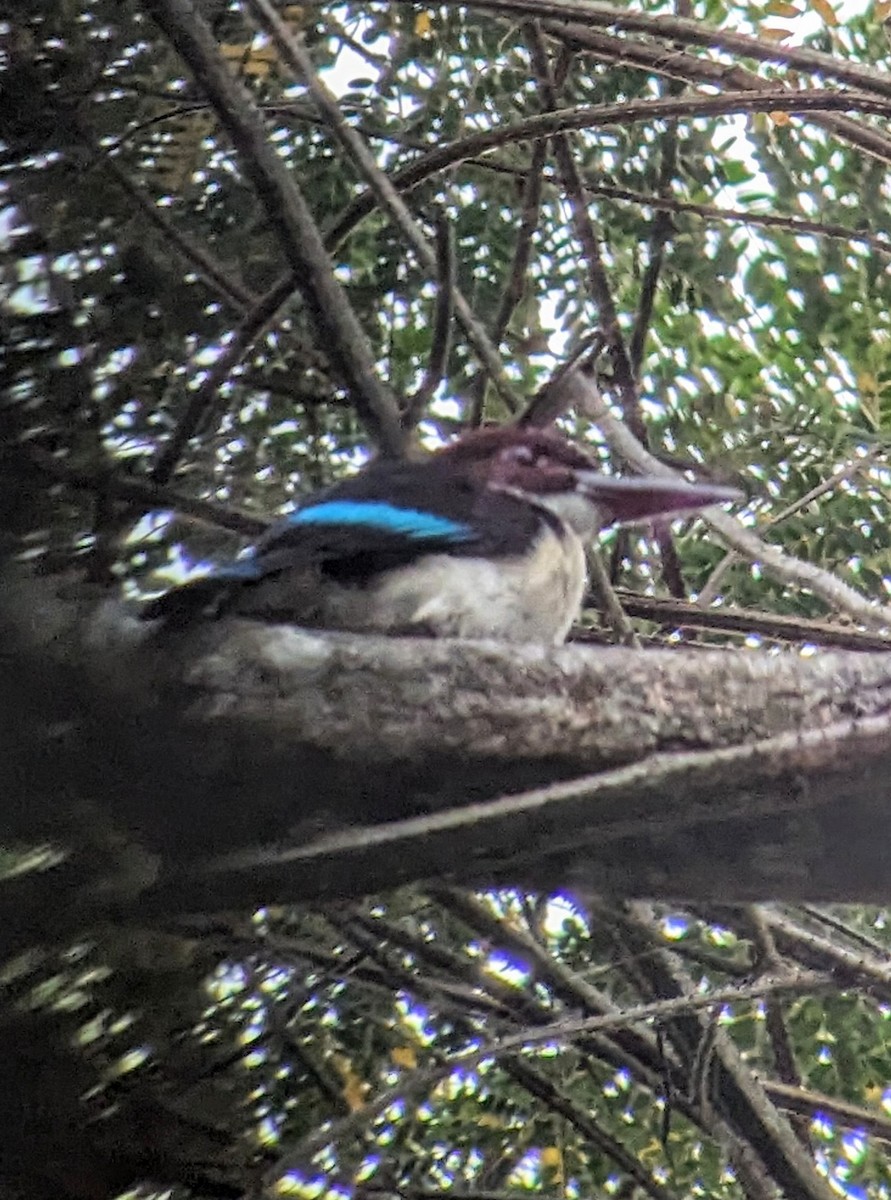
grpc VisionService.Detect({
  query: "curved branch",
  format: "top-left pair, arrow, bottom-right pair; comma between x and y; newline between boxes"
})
326,88 -> 891,249
427,0 -> 891,102
544,22 -> 891,171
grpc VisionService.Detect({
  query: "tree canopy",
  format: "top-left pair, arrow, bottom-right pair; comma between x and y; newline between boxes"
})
8,1 -> 891,1198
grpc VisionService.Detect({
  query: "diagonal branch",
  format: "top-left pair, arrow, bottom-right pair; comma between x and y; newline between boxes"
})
420,0 -> 891,102
607,901 -> 834,1200
24,442 -> 266,537
150,273 -> 299,485
505,1056 -> 682,1200
469,137 -> 549,426
524,22 -> 644,441
100,151 -> 258,313
545,22 -> 891,172
580,375 -> 891,628
143,0 -> 406,465
402,215 -> 456,429
246,0 -> 521,413
697,449 -> 881,606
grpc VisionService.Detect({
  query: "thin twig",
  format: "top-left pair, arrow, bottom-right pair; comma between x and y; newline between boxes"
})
581,382 -> 891,629
402,213 -> 455,430
614,901 -> 833,1200
434,159 -> 891,257
525,22 -> 644,442
586,543 -> 640,645
468,138 -> 549,426
348,905 -> 681,1200
760,909 -> 891,1000
764,1078 -> 891,1147
697,449 -> 881,606
127,92 -> 891,251
628,95 -> 687,601
506,1056 -> 682,1200
149,84 -> 891,470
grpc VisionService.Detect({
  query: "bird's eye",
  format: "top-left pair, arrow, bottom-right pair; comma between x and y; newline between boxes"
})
503,443 -> 536,465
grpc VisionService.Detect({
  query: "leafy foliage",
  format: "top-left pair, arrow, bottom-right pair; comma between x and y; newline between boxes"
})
8,0 -> 891,1197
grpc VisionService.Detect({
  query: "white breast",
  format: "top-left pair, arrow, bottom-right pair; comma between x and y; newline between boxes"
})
330,522 -> 588,643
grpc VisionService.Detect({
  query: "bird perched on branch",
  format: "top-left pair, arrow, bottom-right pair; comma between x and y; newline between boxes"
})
143,427 -> 738,643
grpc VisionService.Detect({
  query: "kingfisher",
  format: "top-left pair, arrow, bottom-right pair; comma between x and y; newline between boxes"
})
143,427 -> 738,643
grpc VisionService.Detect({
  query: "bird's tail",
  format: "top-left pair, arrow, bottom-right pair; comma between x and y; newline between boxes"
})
140,561 -> 260,622
140,576 -> 232,622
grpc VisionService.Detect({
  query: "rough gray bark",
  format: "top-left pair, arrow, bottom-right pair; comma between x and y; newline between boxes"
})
4,562 -> 891,948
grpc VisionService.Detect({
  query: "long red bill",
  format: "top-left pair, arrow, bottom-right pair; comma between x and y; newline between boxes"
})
575,472 -> 742,525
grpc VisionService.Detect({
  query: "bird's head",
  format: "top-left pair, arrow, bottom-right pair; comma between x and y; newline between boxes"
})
436,427 -> 740,534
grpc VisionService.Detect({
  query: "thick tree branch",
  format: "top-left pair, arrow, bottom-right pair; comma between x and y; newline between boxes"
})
8,561 -> 891,948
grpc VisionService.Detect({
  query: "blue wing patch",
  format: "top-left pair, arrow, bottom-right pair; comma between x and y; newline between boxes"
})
287,500 -> 474,542
211,557 -> 263,580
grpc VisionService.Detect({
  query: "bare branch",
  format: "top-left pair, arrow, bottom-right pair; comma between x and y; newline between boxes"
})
545,22 -> 891,173
150,273 -> 301,485
421,0 -> 891,102
143,0 -> 406,463
328,89 -> 891,253
525,22 -> 644,441
246,0 -> 521,412
604,589 -> 891,652
402,214 -> 456,430
581,379 -> 891,629
469,138 -> 548,426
